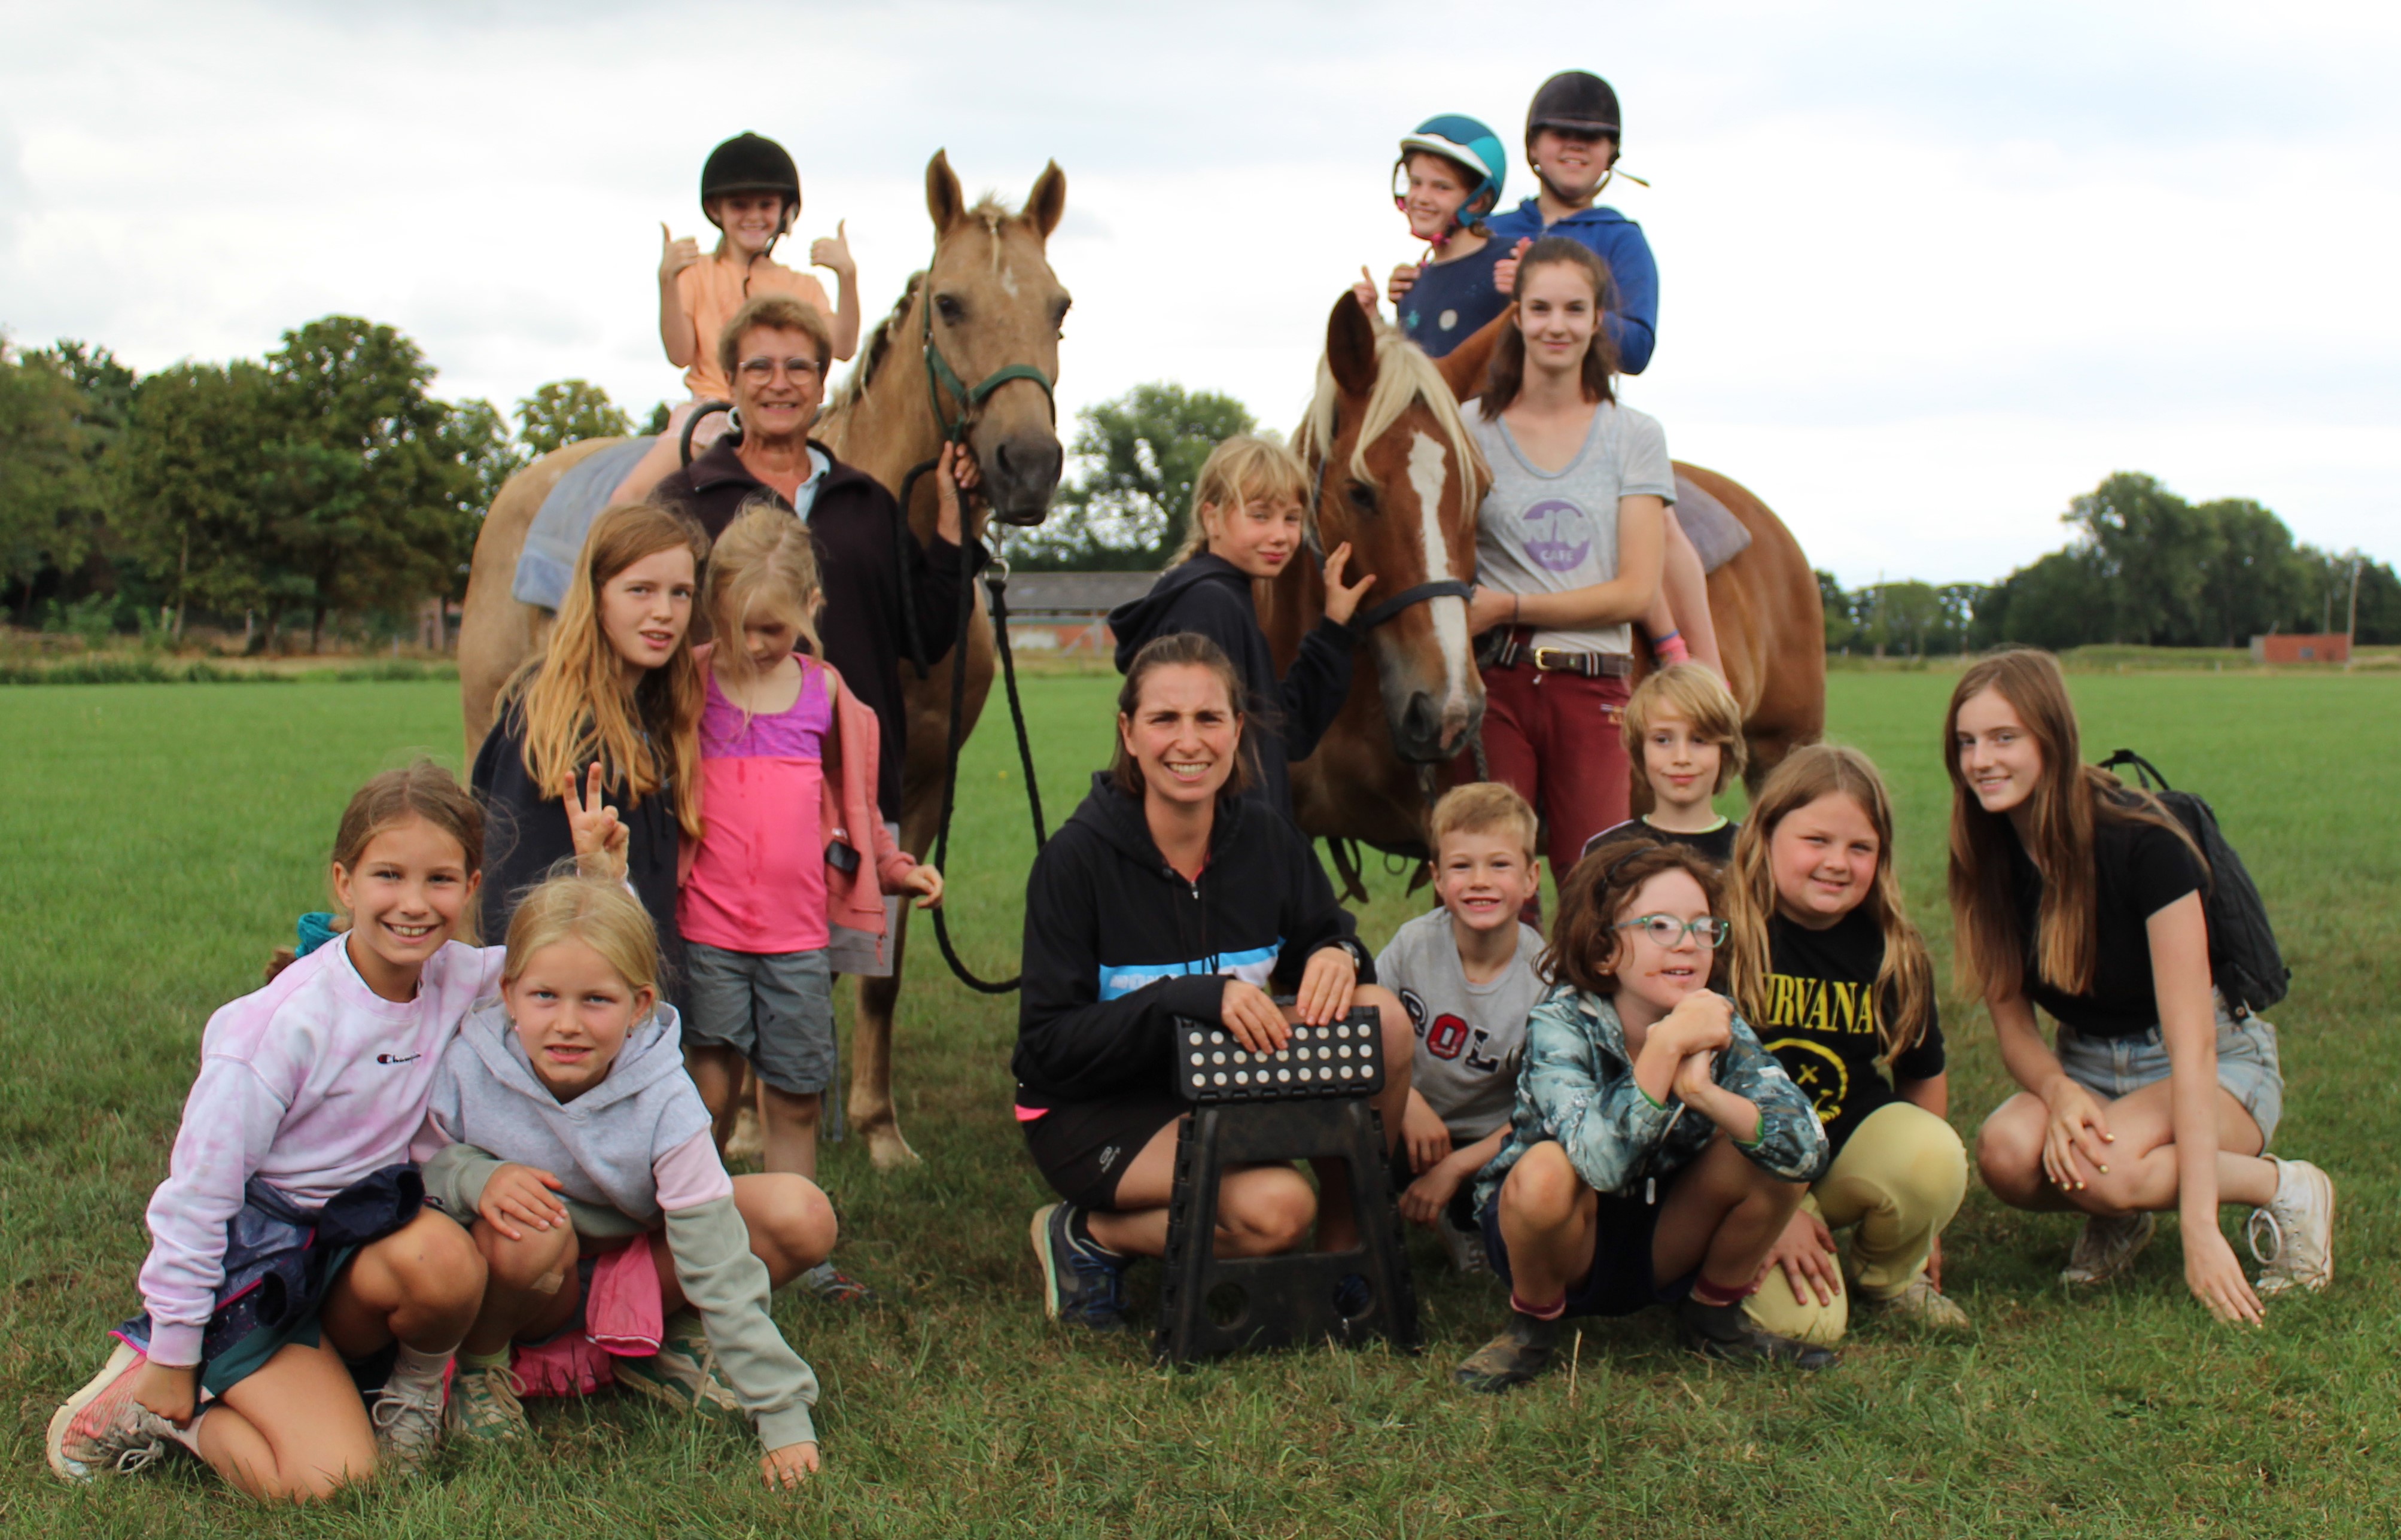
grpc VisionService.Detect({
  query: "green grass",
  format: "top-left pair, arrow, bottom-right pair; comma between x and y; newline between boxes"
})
2,672 -> 2398,1536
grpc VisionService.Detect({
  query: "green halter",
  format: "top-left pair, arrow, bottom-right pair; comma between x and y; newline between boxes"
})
920,280 -> 1056,444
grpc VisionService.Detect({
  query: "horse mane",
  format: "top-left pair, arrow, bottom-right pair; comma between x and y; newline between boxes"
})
826,196 -> 1026,409
1295,316 -> 1487,515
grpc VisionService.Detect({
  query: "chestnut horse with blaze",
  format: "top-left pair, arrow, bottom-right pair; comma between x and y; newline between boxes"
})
1268,296 -> 1824,863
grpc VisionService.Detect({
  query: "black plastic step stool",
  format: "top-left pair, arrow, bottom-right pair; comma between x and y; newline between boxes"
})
1155,1008 -> 1419,1364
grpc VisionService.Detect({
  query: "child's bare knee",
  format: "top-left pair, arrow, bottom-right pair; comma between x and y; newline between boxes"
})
1223,1169 -> 1315,1253
1501,1142 -> 1583,1227
376,1213 -> 485,1308
477,1221 -> 576,1294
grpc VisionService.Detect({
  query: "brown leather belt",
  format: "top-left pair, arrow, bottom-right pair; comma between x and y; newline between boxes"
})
1482,625 -> 1632,678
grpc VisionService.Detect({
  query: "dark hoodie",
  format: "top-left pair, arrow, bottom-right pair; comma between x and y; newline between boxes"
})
1014,771 -> 1374,1109
1106,554 -> 1356,821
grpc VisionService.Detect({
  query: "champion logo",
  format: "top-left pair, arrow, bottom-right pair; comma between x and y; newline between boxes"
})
376,1052 -> 421,1065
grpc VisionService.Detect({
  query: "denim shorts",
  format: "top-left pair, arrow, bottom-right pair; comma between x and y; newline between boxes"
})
681,943 -> 837,1095
2055,996 -> 2284,1146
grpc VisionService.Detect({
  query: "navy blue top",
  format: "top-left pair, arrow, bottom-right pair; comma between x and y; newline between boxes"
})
1398,240 -> 1512,358
1483,199 -> 1659,375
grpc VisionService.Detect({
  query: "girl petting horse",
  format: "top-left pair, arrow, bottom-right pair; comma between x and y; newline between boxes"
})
1455,838 -> 1832,1393
1949,648 -> 2333,1319
1015,633 -> 1414,1331
48,763 -> 621,1498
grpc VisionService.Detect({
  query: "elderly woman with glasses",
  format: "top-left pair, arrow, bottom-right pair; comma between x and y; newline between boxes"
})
653,291 -> 975,855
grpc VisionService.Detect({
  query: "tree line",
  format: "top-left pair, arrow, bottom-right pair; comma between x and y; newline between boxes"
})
0,320 -> 644,650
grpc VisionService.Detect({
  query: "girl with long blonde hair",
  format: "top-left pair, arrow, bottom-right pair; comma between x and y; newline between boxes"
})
473,501 -> 710,988
1947,647 -> 2330,1322
1723,745 -> 1967,1345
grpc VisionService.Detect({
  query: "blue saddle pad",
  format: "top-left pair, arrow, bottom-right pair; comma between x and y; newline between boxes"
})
511,438 -> 658,611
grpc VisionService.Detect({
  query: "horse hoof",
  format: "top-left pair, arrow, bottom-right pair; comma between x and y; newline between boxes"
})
865,1127 -> 921,1171
724,1106 -> 766,1164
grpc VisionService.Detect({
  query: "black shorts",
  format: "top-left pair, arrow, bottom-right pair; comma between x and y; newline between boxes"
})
1478,1186 -> 1698,1319
1021,1092 -> 1185,1211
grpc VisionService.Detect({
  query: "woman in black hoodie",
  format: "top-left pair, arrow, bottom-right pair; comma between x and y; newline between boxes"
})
1017,633 -> 1414,1332
1104,435 -> 1375,821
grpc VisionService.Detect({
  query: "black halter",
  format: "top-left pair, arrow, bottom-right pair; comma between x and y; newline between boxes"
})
1304,401 -> 1475,632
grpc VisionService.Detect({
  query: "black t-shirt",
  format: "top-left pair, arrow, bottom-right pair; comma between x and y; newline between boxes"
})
2008,806 -> 2205,1037
1581,815 -> 1740,870
1398,240 -> 1511,359
1756,909 -> 1944,1156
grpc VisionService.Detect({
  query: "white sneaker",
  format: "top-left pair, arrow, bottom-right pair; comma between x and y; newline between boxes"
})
369,1365 -> 449,1475
46,1343 -> 177,1483
1435,1206 -> 1491,1276
2248,1157 -> 2335,1297
2060,1211 -> 2156,1286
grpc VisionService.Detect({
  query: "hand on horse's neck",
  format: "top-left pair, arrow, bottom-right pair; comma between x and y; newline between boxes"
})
737,433 -> 814,504
1146,793 -> 1214,884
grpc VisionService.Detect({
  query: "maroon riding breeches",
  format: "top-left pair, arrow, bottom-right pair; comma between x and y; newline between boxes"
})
1474,662 -> 1633,879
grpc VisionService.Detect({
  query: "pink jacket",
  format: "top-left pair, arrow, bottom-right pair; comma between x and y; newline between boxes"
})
682,647 -> 917,938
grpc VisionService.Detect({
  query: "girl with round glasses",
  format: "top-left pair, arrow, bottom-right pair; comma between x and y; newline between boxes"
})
1454,838 -> 1831,1393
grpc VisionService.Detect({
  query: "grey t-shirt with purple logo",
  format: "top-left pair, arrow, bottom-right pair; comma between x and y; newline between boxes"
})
1466,399 -> 1676,658
1375,908 -> 1547,1140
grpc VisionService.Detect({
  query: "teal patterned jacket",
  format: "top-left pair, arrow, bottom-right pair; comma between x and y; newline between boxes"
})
1474,986 -> 1830,1212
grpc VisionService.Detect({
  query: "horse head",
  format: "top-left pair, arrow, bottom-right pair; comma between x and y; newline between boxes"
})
1295,294 -> 1487,765
918,151 -> 1070,525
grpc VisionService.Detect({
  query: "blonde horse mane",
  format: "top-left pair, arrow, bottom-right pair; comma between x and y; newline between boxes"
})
1294,315 -> 1487,523
828,195 -> 1027,411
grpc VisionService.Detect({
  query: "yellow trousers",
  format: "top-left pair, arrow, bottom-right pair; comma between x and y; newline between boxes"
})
1745,1100 -> 1965,1346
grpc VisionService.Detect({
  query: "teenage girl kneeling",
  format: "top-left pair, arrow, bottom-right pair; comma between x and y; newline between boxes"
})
1456,839 -> 1833,1393
1726,745 -> 1970,1344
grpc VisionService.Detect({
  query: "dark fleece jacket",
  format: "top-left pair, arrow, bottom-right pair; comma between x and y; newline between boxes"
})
1013,772 -> 1374,1110
1106,555 -> 1355,821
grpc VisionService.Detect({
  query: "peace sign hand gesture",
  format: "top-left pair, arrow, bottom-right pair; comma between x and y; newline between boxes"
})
566,762 -> 628,882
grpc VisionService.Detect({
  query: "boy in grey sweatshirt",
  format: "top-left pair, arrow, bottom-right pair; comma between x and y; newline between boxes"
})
421,993 -> 831,1482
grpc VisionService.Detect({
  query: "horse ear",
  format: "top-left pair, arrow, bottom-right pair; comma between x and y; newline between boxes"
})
1325,291 -> 1378,399
1023,161 -> 1067,242
926,150 -> 965,233
1435,309 -> 1511,403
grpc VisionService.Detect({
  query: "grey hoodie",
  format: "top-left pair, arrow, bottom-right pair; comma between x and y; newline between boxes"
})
421,999 -> 820,1451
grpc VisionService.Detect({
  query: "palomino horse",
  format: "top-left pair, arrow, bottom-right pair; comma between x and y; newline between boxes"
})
1276,296 -> 1824,860
457,151 -> 1070,1168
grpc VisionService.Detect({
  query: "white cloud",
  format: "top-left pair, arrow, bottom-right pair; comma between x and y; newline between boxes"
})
2,0 -> 2393,583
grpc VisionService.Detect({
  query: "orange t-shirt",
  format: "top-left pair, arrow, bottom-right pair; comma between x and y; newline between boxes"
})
675,254 -> 833,401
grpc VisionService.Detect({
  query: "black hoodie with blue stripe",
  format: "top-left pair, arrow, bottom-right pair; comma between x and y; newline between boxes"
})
1013,772 -> 1373,1110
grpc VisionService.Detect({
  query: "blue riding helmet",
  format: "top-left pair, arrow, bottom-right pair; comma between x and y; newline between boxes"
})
1393,114 -> 1507,236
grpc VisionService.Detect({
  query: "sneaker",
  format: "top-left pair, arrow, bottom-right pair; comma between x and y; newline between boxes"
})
1857,1273 -> 1971,1331
1030,1202 -> 1130,1332
367,1367 -> 449,1475
1453,1313 -> 1561,1393
2059,1211 -> 2156,1286
1678,1295 -> 1838,1369
799,1261 -> 879,1306
613,1310 -> 744,1417
2248,1157 -> 2335,1297
47,1343 -> 175,1483
444,1359 -> 529,1444
1435,1207 -> 1492,1276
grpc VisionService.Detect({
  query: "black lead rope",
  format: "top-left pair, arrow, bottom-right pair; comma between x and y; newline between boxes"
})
927,544 -> 1049,994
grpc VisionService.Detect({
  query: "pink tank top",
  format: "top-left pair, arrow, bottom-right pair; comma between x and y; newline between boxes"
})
678,662 -> 833,954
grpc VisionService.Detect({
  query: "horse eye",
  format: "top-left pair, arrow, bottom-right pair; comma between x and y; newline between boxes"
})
1052,298 -> 1072,331
936,293 -> 964,324
1347,482 -> 1377,512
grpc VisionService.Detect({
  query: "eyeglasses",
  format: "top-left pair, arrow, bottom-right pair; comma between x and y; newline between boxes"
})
1612,914 -> 1731,950
737,356 -> 821,382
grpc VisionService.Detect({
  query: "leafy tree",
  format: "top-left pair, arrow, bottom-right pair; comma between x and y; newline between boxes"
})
0,337 -> 101,617
2190,498 -> 2311,647
451,398 -> 530,518
1816,570 -> 1859,650
1974,549 -> 2112,650
121,360 -> 277,634
1009,383 -> 1256,571
644,401 -> 672,436
253,316 -> 479,650
516,379 -> 632,456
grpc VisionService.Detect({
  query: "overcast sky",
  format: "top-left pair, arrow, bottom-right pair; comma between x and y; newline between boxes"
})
5,0 -> 2395,585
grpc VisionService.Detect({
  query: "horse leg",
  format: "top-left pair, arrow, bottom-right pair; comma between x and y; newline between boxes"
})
849,913 -> 917,1171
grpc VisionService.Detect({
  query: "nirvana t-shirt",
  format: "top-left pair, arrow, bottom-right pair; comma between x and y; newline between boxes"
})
1398,241 -> 1511,359
1467,401 -> 1676,659
2009,806 -> 2207,1038
1581,814 -> 1740,869
1756,909 -> 1945,1156
1375,908 -> 1545,1140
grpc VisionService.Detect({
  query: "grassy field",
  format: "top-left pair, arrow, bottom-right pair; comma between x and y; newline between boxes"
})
1,670 -> 2397,1537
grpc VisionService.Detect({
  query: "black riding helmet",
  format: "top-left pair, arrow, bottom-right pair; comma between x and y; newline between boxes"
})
1525,71 -> 1621,147
700,132 -> 800,233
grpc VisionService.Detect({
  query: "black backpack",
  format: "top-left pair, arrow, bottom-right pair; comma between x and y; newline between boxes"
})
2098,749 -> 2291,1018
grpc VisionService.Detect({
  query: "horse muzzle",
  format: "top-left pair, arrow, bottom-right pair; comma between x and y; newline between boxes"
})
1389,687 -> 1484,766
979,429 -> 1063,527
